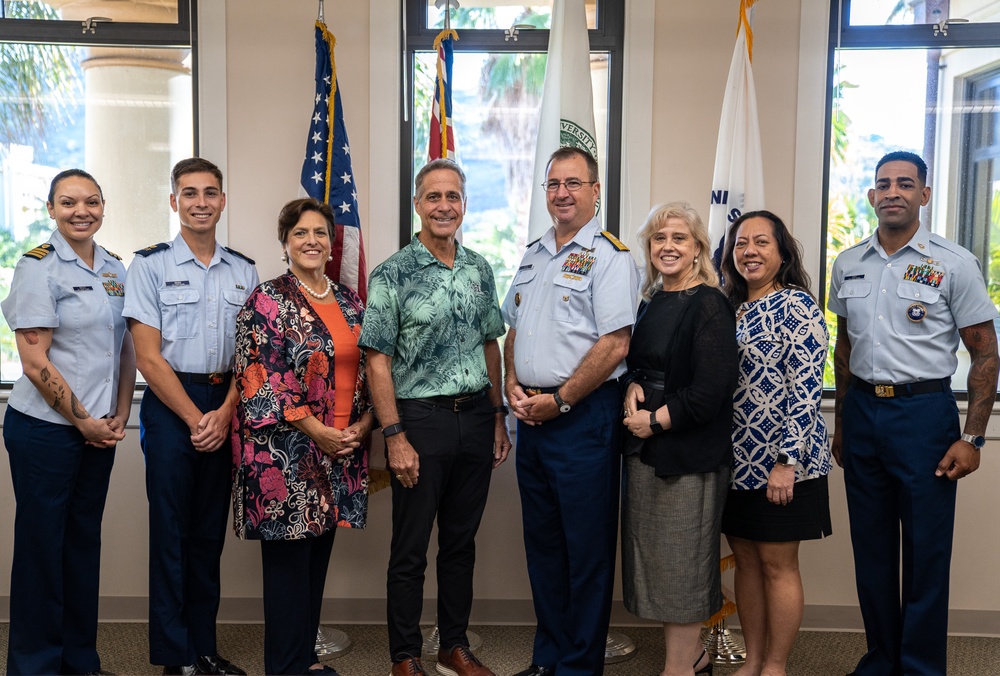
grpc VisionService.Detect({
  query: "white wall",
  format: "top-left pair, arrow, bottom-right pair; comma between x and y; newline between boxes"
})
3,0 -> 1000,633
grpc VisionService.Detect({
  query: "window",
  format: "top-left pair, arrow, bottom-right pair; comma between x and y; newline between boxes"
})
401,0 -> 624,303
822,0 -> 1000,389
0,1 -> 196,382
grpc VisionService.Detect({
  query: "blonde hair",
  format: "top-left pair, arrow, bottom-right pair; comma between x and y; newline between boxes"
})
636,201 -> 718,300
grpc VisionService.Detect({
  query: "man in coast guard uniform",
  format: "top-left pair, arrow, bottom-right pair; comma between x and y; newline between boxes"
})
502,147 -> 639,676
124,158 -> 257,676
829,151 -> 999,676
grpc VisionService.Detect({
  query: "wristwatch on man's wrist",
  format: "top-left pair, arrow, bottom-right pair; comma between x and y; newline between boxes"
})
961,432 -> 986,450
552,390 -> 572,414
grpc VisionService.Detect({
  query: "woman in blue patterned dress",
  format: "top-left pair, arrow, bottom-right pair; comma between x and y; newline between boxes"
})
231,198 -> 374,675
719,210 -> 832,676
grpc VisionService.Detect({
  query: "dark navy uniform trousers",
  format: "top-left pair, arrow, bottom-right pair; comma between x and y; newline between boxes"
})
515,384 -> 621,676
4,407 -> 115,676
140,381 -> 231,666
842,384 -> 959,676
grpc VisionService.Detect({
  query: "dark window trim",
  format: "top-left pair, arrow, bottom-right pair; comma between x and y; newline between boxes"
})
0,0 -> 192,47
399,0 -> 625,249
0,0 -> 198,386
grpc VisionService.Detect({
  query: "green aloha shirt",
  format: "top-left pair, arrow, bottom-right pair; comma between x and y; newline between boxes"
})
358,235 -> 505,399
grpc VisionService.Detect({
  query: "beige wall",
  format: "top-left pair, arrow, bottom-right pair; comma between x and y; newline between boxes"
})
3,0 -> 1000,632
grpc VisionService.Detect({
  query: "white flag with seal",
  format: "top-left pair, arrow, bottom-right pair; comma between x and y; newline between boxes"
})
528,0 -> 599,242
708,0 -> 765,266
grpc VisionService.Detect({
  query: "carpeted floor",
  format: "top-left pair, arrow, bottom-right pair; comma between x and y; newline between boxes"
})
2,623 -> 1000,675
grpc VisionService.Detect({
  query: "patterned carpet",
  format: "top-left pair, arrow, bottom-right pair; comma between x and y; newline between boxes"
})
2,623 -> 1000,675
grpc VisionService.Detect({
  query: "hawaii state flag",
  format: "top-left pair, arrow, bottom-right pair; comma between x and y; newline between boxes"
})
527,0 -> 599,241
708,0 -> 765,267
429,28 -> 458,160
300,20 -> 367,301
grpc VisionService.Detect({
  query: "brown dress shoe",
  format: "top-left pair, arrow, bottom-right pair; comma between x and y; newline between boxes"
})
391,656 -> 429,675
435,645 -> 495,676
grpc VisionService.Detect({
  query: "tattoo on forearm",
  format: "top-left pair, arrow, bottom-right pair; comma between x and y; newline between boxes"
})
50,384 -> 65,410
70,393 -> 88,420
23,330 -> 39,345
40,366 -> 50,383
961,322 -> 1000,434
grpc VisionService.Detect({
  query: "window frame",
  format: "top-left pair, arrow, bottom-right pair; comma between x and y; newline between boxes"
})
821,0 -> 1000,394
399,0 -> 625,249
0,0 -> 200,387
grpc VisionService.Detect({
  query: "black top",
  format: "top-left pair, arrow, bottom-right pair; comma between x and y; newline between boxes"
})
624,284 -> 738,476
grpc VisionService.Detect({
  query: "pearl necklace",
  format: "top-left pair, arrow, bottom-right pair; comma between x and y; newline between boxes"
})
298,275 -> 333,299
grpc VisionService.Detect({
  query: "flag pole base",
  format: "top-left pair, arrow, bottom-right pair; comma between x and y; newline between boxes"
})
604,631 -> 637,664
701,619 -> 746,664
315,626 -> 352,658
421,625 -> 483,660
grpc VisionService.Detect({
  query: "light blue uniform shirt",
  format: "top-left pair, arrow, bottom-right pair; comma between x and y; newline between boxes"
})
501,218 -> 639,388
123,233 -> 258,373
2,230 -> 128,425
828,226 -> 998,384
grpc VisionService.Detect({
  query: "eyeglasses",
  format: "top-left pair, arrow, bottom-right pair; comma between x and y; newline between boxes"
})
542,179 -> 596,193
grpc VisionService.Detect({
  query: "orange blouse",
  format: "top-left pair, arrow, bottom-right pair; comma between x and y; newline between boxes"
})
310,299 -> 361,429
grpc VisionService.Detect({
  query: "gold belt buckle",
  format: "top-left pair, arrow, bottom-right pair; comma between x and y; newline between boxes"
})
875,384 -> 895,398
525,387 -> 541,397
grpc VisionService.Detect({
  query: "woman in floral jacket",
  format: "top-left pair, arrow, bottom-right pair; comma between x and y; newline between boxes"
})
231,198 -> 374,676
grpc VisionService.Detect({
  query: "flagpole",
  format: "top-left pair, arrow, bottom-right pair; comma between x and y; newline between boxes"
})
317,0 -> 323,22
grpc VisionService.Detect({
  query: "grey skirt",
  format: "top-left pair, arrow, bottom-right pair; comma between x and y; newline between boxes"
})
621,454 -> 729,623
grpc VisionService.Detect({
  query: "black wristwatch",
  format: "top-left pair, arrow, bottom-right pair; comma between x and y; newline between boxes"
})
494,404 -> 510,416
648,410 -> 664,434
775,451 -> 798,466
961,433 -> 986,450
382,423 -> 405,438
552,391 -> 572,414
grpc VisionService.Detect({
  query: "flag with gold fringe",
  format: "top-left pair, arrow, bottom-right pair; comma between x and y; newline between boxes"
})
300,20 -> 367,301
429,28 -> 458,160
708,0 -> 765,267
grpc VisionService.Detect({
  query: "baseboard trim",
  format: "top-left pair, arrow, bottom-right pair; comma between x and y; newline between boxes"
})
1,598 -> 998,636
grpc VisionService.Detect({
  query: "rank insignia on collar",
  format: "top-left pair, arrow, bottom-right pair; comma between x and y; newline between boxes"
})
917,243 -> 926,249
907,303 -> 927,322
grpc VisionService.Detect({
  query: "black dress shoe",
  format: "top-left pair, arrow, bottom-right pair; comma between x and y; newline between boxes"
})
194,655 -> 247,676
511,666 -> 553,676
163,667 -> 196,676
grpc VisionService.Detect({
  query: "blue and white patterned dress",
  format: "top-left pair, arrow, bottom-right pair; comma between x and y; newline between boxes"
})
731,288 -> 832,490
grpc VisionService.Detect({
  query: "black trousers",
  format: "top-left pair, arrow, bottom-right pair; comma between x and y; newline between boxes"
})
260,529 -> 337,675
386,395 -> 496,660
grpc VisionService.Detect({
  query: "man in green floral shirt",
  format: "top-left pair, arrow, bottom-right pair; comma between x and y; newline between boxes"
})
359,159 -> 511,676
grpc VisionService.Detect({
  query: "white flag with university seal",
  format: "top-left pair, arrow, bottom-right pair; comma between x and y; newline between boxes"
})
527,0 -> 599,242
708,0 -> 765,267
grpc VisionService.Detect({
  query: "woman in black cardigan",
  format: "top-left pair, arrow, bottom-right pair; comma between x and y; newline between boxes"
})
621,201 -> 738,676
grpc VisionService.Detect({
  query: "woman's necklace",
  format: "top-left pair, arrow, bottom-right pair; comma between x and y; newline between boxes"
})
298,274 -> 333,299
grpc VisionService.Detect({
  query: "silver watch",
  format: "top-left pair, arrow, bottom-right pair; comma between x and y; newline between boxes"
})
961,433 -> 986,450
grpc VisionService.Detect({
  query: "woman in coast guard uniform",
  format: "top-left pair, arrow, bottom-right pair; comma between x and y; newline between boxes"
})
2,169 -> 136,676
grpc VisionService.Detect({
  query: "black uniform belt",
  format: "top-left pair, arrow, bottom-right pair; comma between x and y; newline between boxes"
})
520,379 -> 620,397
174,370 -> 232,386
850,375 -> 949,398
408,389 -> 487,412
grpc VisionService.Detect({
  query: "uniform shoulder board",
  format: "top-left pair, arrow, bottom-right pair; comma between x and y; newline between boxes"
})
224,246 -> 256,265
101,246 -> 122,261
22,243 -> 54,260
599,230 -> 630,252
134,242 -> 171,257
526,237 -> 541,249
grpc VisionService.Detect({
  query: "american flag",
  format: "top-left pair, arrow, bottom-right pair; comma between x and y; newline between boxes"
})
429,28 -> 458,160
300,20 -> 367,301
